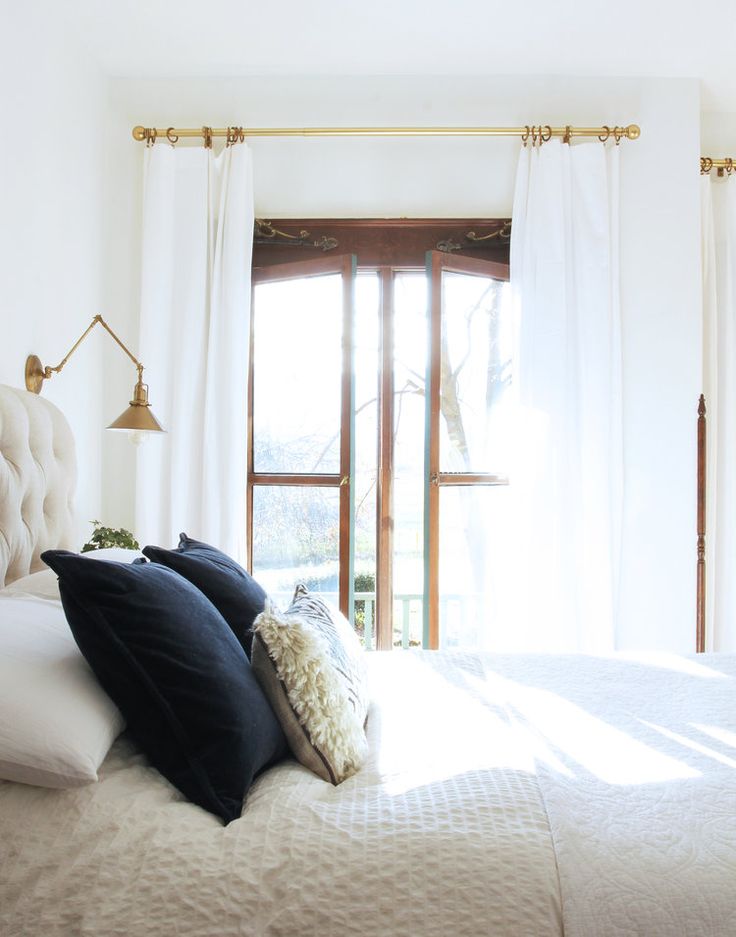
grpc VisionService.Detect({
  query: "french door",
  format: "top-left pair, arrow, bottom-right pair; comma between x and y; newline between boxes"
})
248,248 -> 510,649
425,252 -> 512,649
248,255 -> 355,619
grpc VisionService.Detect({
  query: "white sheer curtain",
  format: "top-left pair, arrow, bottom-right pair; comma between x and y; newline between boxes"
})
508,139 -> 622,653
701,174 -> 736,652
135,142 -> 254,560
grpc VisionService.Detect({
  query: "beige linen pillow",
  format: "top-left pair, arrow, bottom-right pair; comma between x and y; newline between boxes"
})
251,584 -> 369,784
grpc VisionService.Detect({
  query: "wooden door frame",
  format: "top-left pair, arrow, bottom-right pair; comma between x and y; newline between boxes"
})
424,251 -> 511,649
375,267 -> 395,650
248,254 -> 355,619
250,221 -> 510,646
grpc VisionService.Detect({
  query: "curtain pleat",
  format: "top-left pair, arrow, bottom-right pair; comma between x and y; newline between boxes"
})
508,139 -> 622,652
135,144 -> 254,560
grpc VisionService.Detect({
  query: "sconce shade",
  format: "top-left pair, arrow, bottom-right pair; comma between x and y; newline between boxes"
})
107,404 -> 166,433
106,379 -> 165,434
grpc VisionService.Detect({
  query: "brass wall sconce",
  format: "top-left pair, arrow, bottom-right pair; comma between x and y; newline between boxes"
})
25,315 -> 165,436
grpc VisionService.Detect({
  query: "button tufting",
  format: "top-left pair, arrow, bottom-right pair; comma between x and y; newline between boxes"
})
0,386 -> 76,587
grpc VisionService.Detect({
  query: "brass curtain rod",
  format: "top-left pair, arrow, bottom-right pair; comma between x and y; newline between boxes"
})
701,157 -> 736,174
132,123 -> 641,144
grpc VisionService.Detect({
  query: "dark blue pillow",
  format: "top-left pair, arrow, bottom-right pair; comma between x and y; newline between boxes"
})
142,534 -> 266,657
41,550 -> 287,824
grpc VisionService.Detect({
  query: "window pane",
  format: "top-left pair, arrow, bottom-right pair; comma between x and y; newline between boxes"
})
393,272 -> 427,648
253,275 -> 343,474
440,272 -> 512,474
354,272 -> 379,650
251,486 -> 340,609
438,485 -> 510,649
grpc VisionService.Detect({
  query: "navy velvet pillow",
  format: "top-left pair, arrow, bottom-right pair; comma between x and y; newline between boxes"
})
41,550 -> 288,824
142,534 -> 266,657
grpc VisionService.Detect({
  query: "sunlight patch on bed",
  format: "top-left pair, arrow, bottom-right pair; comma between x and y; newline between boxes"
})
640,721 -> 736,770
471,673 -> 700,785
368,653 -> 540,795
614,651 -> 730,680
691,723 -> 736,751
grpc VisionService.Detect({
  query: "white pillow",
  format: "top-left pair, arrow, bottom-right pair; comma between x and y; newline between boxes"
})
1,548 -> 145,601
0,594 -> 124,787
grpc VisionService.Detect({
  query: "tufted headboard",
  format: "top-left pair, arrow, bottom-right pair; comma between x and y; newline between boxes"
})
0,385 -> 77,587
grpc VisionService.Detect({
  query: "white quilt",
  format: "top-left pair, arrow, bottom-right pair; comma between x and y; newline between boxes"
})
2,648 -> 735,937
0,650 -> 561,937
520,652 -> 736,937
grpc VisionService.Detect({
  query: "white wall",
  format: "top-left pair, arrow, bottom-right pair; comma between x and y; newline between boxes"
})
0,7 -> 107,548
102,74 -> 703,651
617,80 -> 702,651
701,112 -> 736,153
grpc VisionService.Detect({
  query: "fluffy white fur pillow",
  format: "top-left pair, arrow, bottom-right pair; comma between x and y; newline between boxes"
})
251,585 -> 369,784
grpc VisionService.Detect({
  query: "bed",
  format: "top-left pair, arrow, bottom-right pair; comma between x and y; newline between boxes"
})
1,383 -> 736,937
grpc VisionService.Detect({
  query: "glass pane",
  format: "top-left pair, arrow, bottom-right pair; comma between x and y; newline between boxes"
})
253,274 -> 343,474
440,272 -> 512,474
354,272 -> 379,650
393,272 -> 427,648
251,486 -> 340,609
438,485 -> 511,649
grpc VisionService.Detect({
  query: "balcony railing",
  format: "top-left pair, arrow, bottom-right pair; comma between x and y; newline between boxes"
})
353,591 -> 424,649
268,590 -> 479,649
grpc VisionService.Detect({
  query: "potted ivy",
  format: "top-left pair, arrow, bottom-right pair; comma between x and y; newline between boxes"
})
81,520 -> 140,553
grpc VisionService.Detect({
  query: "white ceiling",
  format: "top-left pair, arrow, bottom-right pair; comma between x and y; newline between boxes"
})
37,0 -> 736,111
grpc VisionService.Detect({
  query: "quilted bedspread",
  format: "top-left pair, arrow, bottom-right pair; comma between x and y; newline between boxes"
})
522,651 -> 736,937
2,648 -> 736,936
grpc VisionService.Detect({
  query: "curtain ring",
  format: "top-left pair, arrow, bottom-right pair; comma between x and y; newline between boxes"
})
202,126 -> 213,149
563,125 -> 572,145
166,127 -> 179,145
145,127 -> 157,148
727,158 -> 734,176
226,126 -> 245,146
613,126 -> 624,145
521,126 -> 531,147
598,126 -> 611,143
701,157 -> 713,175
540,125 -> 552,144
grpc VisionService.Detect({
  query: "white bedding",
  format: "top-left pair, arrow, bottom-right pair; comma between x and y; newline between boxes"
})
525,652 -> 736,937
2,648 -> 735,937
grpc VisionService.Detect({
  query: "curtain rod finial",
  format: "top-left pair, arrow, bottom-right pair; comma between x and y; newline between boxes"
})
132,126 -> 147,141
627,125 -> 641,140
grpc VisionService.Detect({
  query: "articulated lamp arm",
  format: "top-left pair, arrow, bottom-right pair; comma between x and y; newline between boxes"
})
26,314 -> 142,388
25,315 -> 165,434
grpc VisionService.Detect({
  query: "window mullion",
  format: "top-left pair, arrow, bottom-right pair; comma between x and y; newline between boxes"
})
376,267 -> 395,650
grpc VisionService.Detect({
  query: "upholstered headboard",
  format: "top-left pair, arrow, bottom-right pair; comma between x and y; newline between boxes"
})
0,385 -> 76,587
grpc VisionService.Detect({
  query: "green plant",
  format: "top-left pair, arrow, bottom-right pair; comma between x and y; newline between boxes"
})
352,571 -> 377,640
354,572 -> 376,593
81,520 -> 140,553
